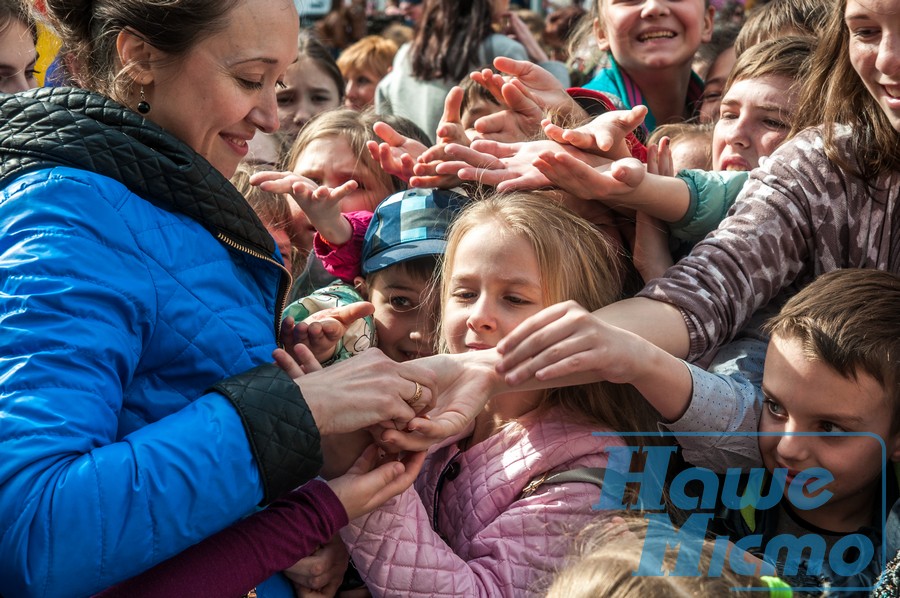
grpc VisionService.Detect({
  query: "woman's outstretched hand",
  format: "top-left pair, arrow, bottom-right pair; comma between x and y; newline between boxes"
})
294,348 -> 437,436
379,350 -> 503,451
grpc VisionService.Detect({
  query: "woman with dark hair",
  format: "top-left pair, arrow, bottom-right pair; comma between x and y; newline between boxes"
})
374,0 -> 567,140
0,0 -> 438,595
0,0 -> 38,92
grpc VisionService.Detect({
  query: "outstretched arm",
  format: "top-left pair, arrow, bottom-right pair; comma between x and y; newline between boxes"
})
97,446 -> 425,598
496,297 -> 691,385
381,311 -> 693,453
532,151 -> 691,221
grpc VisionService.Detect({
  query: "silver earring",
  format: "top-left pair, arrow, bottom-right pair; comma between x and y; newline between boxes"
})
137,86 -> 151,115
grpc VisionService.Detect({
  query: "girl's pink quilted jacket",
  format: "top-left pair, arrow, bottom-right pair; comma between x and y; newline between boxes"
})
341,408 -> 625,597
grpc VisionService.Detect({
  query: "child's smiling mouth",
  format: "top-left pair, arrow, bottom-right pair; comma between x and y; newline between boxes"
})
638,30 -> 676,42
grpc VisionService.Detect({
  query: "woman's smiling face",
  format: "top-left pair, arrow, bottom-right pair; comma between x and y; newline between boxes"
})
141,0 -> 299,178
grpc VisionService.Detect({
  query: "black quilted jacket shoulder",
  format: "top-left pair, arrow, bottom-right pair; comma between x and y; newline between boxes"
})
0,86 -> 275,257
0,87 -> 323,504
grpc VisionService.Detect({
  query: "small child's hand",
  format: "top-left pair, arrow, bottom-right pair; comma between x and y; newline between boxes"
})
646,135 -> 675,177
273,342 -> 323,381
284,535 -> 348,598
286,302 -> 375,365
490,56 -> 583,121
326,443 -> 427,520
531,151 -> 645,200
409,88 -> 469,189
367,121 -> 429,183
296,318 -> 345,364
468,72 -> 544,143
541,105 -> 648,161
435,85 -> 469,146
250,170 -> 357,245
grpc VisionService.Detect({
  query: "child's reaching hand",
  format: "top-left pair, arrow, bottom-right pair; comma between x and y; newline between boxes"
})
410,87 -> 469,189
490,56 -> 586,122
366,120 -> 429,183
284,535 -> 348,598
436,138 -> 611,192
278,302 -> 376,366
326,444 -> 427,520
250,170 -> 357,246
532,151 -> 646,201
541,105 -> 648,161
468,68 -> 544,142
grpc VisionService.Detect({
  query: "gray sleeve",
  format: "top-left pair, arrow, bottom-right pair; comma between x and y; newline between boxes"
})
661,339 -> 767,472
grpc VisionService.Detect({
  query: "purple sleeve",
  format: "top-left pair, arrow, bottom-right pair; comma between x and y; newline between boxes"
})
314,211 -> 373,284
93,479 -> 348,598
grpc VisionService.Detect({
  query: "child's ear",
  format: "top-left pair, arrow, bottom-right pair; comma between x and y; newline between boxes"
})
701,6 -> 716,44
353,276 -> 369,300
593,17 -> 610,53
888,433 -> 900,462
115,28 -> 161,87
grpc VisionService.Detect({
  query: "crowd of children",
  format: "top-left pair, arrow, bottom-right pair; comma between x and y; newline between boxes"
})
2,0 -> 900,596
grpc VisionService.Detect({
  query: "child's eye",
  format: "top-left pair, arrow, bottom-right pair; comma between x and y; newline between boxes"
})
452,290 -> 477,302
700,91 -> 721,104
764,399 -> 786,418
821,421 -> 846,434
389,295 -> 416,312
764,118 -> 787,129
719,111 -> 738,121
313,94 -> 334,104
505,295 -> 531,306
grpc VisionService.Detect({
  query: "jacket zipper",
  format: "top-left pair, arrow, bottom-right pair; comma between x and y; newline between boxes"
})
216,232 -> 293,341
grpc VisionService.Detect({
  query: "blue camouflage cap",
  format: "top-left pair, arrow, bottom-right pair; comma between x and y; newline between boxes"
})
361,188 -> 469,275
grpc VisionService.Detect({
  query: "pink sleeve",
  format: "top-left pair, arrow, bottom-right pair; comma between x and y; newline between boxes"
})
94,479 -> 348,598
341,481 -> 602,597
314,211 -> 373,284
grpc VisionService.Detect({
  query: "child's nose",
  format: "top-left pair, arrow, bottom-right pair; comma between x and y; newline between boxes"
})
641,0 -> 671,18
775,429 -> 810,465
724,117 -> 751,148
467,297 -> 497,332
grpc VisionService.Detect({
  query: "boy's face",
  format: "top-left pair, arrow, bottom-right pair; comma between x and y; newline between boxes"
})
357,267 -> 436,362
594,0 -> 714,76
712,75 -> 797,171
758,333 -> 899,532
